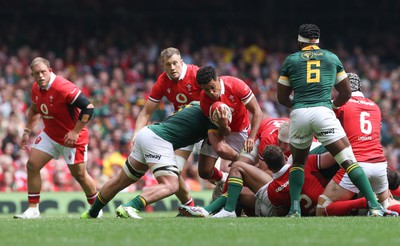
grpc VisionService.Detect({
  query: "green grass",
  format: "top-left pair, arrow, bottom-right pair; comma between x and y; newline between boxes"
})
1,213 -> 400,246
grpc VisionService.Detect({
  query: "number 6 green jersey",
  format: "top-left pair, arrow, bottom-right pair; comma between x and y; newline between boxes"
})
278,45 -> 347,110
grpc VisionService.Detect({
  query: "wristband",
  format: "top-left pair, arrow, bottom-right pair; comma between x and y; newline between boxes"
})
23,128 -> 31,135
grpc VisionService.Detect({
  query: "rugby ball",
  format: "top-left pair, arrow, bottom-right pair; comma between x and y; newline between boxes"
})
209,101 -> 232,127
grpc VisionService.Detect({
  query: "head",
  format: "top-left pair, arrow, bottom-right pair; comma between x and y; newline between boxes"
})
30,57 -> 52,89
387,168 -> 400,191
277,121 -> 291,154
298,24 -> 320,48
347,73 -> 361,92
262,145 -> 286,173
196,66 -> 221,100
160,47 -> 183,81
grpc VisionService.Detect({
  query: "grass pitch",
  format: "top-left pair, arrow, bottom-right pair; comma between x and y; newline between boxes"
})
1,212 -> 399,246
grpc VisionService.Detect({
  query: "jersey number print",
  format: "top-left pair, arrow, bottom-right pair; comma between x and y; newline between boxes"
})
306,60 -> 320,83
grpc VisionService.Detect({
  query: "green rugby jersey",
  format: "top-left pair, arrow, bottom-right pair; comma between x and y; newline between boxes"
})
147,101 -> 217,150
278,45 -> 347,110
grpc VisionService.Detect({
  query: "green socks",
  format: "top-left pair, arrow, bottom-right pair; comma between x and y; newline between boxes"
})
205,195 -> 227,214
123,195 -> 147,210
346,164 -> 380,208
289,165 -> 304,213
224,177 -> 244,212
89,192 -> 108,217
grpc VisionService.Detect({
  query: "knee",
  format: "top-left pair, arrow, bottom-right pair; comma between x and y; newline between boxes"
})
316,194 -> 332,216
26,160 -> 41,173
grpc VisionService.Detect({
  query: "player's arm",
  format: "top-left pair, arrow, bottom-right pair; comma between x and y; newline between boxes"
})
20,103 -> 41,150
207,129 -> 239,161
244,96 -> 263,152
332,77 -> 351,108
132,100 -> 158,141
64,93 -> 94,147
276,83 -> 293,109
71,93 -> 94,131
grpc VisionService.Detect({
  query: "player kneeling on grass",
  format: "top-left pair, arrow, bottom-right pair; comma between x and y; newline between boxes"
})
81,101 -> 239,219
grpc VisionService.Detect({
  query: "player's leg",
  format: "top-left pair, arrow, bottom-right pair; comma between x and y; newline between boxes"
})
174,148 -> 195,206
287,146 -> 310,216
213,161 -> 272,218
116,161 -> 179,219
316,176 -> 356,216
116,128 -> 179,218
324,138 -> 383,215
14,132 -> 55,219
238,187 -> 256,217
14,148 -> 52,219
65,144 -> 98,207
287,108 -> 314,217
197,153 -> 220,181
82,157 -> 144,218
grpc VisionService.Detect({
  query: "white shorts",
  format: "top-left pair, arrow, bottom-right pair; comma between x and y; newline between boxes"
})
290,107 -> 346,149
129,127 -> 179,177
254,182 -> 278,217
32,131 -> 88,165
335,162 -> 388,194
178,139 -> 203,154
199,129 -> 248,159
241,139 -> 260,163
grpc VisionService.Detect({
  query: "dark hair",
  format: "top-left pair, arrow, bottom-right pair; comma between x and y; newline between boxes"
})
298,24 -> 320,39
262,145 -> 286,171
196,66 -> 217,85
387,168 -> 400,191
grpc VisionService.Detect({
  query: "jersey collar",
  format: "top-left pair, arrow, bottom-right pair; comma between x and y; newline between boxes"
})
301,45 -> 320,51
42,72 -> 56,90
273,164 -> 291,179
219,78 -> 225,95
352,91 -> 364,97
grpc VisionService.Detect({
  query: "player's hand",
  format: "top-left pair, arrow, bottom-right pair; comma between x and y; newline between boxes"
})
19,133 -> 30,151
64,131 -> 79,147
243,137 -> 254,153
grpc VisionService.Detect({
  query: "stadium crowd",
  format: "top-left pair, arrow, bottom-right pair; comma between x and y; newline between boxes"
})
0,23 -> 400,194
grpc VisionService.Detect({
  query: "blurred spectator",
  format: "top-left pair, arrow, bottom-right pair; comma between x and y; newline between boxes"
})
0,12 -> 400,193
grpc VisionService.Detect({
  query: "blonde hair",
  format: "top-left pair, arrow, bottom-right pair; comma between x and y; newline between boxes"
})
160,47 -> 180,63
30,57 -> 50,69
278,121 -> 290,143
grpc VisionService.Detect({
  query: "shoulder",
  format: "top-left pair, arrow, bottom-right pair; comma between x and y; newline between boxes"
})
320,49 -> 340,60
53,76 -> 76,90
222,76 -> 246,86
155,72 -> 169,84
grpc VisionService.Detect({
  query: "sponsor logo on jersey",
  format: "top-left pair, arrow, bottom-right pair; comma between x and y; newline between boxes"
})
293,132 -> 313,140
145,153 -> 162,160
358,136 -> 372,141
348,98 -> 375,106
275,180 -> 289,192
40,104 -> 54,119
301,51 -> 314,60
176,93 -> 188,104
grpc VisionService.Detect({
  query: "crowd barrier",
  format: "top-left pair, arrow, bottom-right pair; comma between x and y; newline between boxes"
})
0,190 -> 213,215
